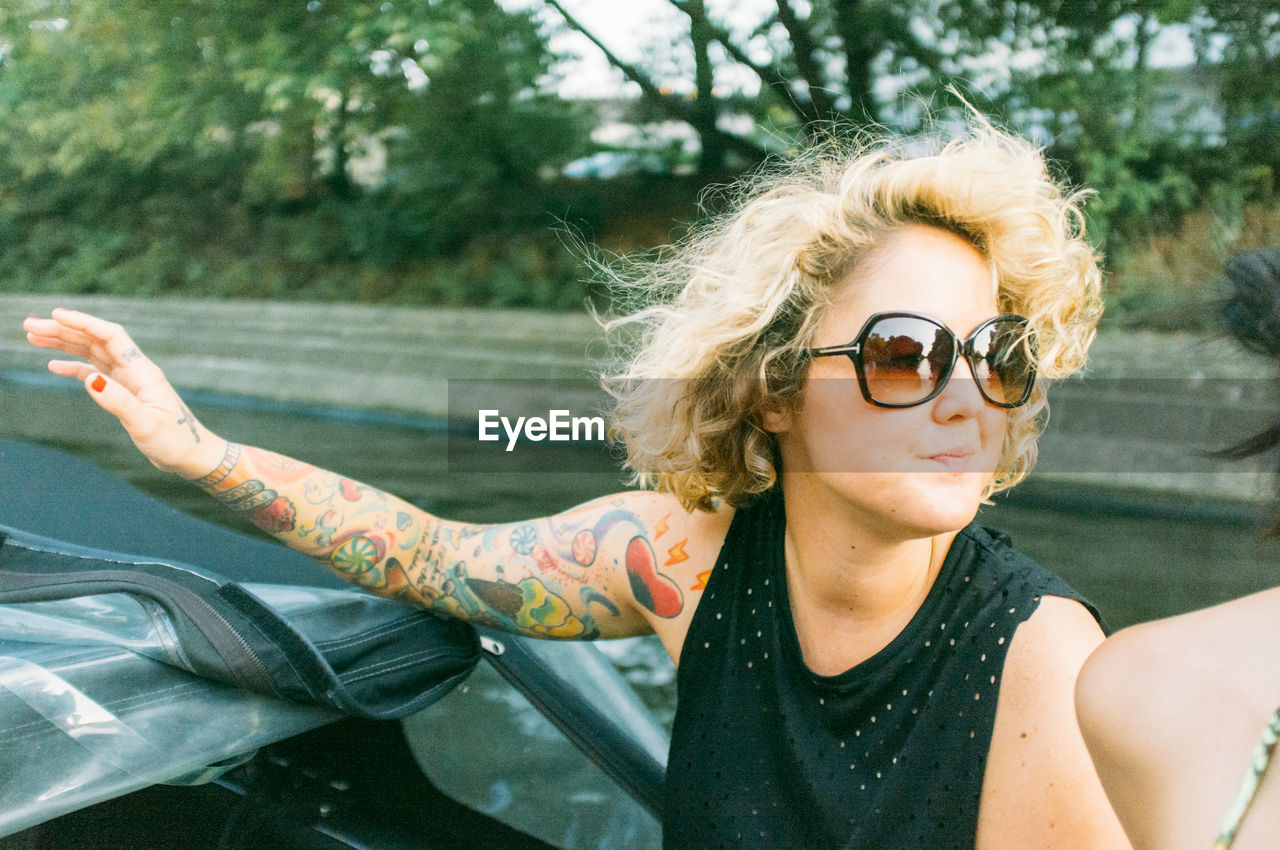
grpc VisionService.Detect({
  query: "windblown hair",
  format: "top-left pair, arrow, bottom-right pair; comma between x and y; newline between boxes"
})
1216,249 -> 1280,534
602,120 -> 1103,511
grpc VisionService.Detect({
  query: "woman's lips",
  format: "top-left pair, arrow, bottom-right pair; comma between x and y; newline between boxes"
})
923,448 -> 976,470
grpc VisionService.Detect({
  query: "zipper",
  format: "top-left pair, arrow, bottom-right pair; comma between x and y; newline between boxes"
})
0,558 -> 281,699
135,594 -> 196,671
482,638 -> 665,817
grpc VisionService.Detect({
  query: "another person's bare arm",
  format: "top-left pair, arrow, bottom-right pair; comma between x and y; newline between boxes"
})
1076,589 -> 1280,850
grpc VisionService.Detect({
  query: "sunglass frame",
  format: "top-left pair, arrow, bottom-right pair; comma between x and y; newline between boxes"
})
805,311 -> 1036,409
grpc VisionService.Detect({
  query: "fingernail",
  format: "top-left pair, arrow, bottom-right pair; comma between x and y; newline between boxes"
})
91,375 -> 106,393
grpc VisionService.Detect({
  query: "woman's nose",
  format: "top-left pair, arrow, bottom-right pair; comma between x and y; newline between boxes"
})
931,359 -> 988,422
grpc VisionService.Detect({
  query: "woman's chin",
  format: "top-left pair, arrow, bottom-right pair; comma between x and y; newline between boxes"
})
885,473 -> 988,535
787,470 -> 988,539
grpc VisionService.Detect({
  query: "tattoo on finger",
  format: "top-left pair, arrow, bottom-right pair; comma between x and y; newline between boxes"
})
121,347 -> 142,363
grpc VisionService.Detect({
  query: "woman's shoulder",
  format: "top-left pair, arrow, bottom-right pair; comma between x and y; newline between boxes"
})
1074,588 -> 1280,848
977,596 -> 1126,847
1077,587 -> 1280,728
957,523 -> 1103,619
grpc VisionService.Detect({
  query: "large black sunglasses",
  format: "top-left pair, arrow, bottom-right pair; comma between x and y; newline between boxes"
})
806,312 -> 1036,409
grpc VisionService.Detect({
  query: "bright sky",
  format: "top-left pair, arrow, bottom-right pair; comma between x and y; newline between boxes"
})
513,0 -> 777,98
507,1 -> 1200,100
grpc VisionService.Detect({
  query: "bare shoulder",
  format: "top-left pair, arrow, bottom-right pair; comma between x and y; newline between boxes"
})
1077,588 -> 1280,759
986,595 -> 1106,748
991,595 -> 1106,736
1007,594 -> 1107,673
976,596 -> 1129,849
1074,588 -> 1280,849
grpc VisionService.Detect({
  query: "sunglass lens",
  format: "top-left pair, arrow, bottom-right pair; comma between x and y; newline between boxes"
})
971,318 -> 1034,406
861,317 -> 953,405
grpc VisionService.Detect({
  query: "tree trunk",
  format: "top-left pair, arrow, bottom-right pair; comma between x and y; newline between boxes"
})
774,0 -> 839,124
668,0 -> 821,124
329,88 -> 353,199
543,0 -> 768,163
687,0 -> 725,173
1131,9 -> 1152,137
831,0 -> 878,124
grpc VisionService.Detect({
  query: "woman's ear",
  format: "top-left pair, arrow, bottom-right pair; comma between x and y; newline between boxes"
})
762,403 -> 793,434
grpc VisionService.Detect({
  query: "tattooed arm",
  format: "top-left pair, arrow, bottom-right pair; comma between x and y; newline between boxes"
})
195,441 -> 720,641
24,309 -> 730,645
186,438 -> 691,638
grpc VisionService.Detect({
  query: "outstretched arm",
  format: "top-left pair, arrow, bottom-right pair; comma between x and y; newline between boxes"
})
186,438 -> 675,640
23,309 -> 721,644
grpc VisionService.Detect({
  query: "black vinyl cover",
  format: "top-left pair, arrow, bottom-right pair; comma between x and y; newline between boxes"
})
0,439 -> 480,719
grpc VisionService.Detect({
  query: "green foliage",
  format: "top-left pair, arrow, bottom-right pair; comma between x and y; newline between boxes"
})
0,0 -> 593,308
1077,141 -> 1199,251
0,0 -> 1276,324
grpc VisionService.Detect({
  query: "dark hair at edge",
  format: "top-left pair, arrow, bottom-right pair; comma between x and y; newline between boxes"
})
1215,249 -> 1280,534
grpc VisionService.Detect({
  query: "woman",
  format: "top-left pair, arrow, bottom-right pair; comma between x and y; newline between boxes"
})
24,122 -> 1128,848
1075,250 -> 1280,850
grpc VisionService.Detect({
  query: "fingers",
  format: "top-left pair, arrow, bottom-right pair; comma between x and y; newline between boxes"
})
23,319 -> 95,359
25,309 -> 166,398
24,309 -> 150,371
81,371 -> 159,440
54,308 -> 152,370
47,359 -> 95,382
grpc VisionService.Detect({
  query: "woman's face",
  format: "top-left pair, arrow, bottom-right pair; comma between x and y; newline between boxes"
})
768,224 -> 1009,541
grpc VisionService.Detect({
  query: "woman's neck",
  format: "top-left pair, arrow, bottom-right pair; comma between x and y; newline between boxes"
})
780,484 -> 956,675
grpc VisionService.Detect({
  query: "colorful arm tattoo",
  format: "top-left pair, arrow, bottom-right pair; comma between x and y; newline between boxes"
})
191,443 -> 687,638
192,442 -> 415,593
400,501 -> 689,638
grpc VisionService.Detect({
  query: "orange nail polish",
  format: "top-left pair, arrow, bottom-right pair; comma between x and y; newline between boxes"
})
91,376 -> 106,392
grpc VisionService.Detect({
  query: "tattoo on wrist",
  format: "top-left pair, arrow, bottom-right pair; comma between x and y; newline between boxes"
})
193,442 -> 241,487
189,443 -> 298,533
217,479 -> 277,510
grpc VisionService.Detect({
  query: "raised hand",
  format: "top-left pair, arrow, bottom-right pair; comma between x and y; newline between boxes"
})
23,308 -> 225,478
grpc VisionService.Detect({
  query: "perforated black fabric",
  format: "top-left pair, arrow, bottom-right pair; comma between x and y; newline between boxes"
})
664,489 -> 1101,849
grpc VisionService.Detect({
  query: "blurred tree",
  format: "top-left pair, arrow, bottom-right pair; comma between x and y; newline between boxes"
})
0,0 -> 589,299
995,1 -> 1199,246
994,1 -> 1279,253
546,1 -> 1271,250
0,0 -> 1273,312
1190,1 -> 1280,192
541,0 -> 1138,170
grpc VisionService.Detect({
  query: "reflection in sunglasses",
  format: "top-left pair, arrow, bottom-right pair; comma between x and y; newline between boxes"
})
808,312 -> 1035,409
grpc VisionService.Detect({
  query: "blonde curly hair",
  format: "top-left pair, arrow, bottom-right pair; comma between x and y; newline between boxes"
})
602,121 -> 1102,511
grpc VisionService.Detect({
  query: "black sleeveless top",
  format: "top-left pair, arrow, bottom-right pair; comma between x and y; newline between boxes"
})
664,489 -> 1102,849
